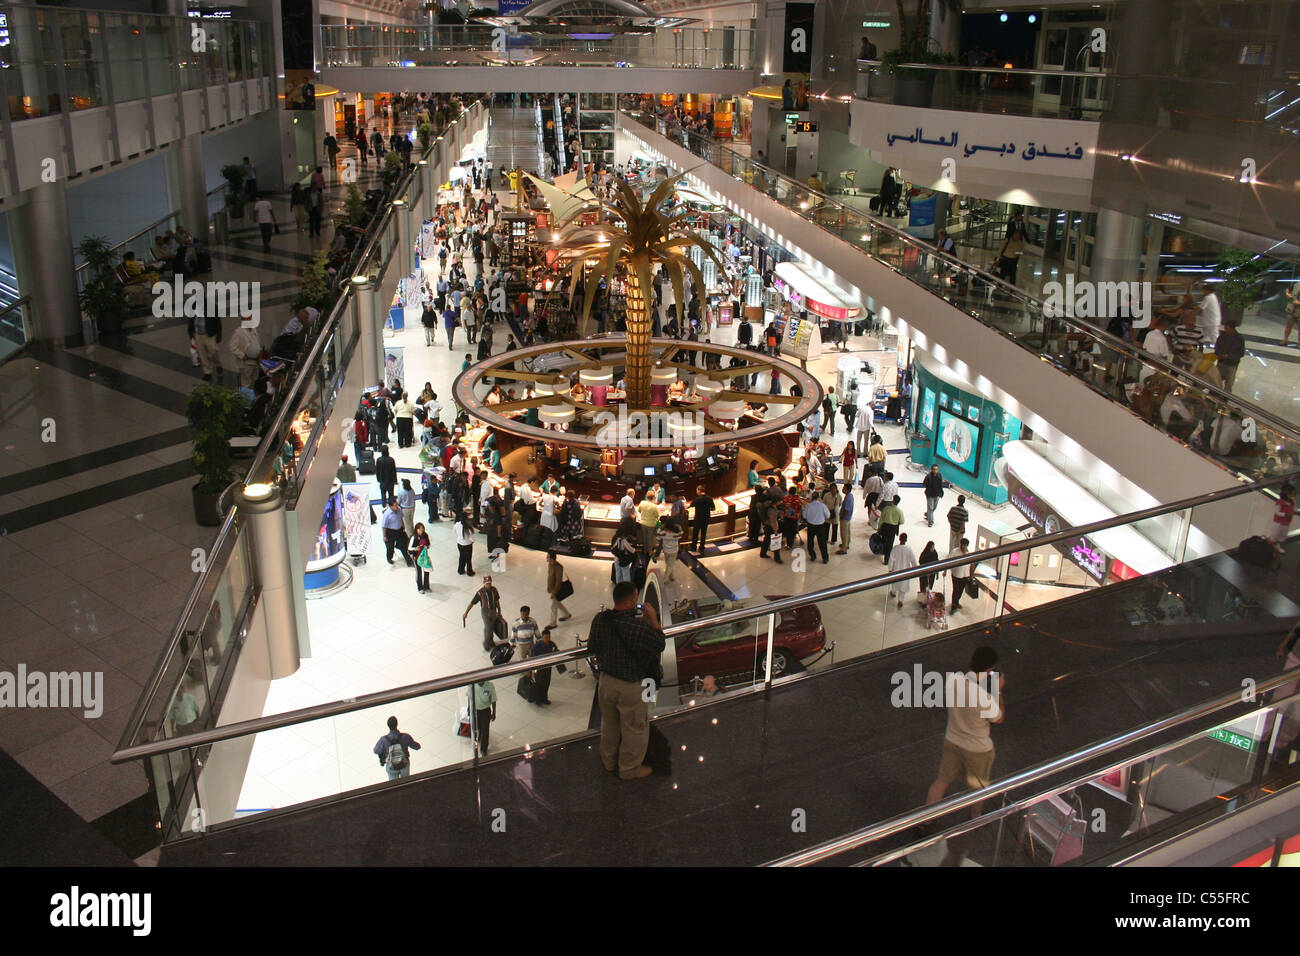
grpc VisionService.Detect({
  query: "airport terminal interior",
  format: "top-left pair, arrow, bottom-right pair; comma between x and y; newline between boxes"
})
3,0 -> 1300,869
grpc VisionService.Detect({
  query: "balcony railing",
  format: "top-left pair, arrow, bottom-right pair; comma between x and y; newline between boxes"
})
855,60 -> 1111,120
320,24 -> 754,71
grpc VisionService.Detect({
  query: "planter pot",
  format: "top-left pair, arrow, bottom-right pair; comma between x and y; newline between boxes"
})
228,202 -> 245,221
95,310 -> 126,336
893,72 -> 935,108
192,483 -> 225,527
1222,305 -> 1244,328
1242,303 -> 1263,323
213,208 -> 230,244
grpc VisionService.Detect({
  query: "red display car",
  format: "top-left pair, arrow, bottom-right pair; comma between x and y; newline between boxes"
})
671,595 -> 826,682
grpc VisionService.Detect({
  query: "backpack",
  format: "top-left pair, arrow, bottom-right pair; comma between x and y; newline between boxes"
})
782,499 -> 800,521
385,736 -> 408,772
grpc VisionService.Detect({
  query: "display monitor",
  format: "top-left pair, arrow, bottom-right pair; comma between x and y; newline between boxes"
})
568,457 -> 581,469
706,456 -> 716,467
664,463 -> 674,473
935,408 -> 982,476
643,466 -> 656,477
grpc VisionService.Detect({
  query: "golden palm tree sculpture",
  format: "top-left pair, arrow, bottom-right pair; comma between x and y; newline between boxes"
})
549,171 -> 724,410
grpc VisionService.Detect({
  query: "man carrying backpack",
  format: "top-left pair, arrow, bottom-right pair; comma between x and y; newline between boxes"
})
373,715 -> 421,780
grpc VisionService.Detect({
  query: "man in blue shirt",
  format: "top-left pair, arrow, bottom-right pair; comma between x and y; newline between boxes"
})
381,500 -> 412,565
374,716 -> 421,779
802,491 -> 832,563
443,305 -> 458,349
836,480 -> 855,554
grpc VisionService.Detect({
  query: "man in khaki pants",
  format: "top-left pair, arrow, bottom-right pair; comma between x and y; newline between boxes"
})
587,581 -> 666,780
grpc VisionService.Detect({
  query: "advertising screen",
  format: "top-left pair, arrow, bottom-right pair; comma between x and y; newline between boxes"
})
920,387 -> 936,431
935,408 -> 981,475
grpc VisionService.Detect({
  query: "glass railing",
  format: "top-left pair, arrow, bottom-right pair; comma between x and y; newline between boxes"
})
0,4 -> 272,121
0,295 -> 32,363
114,99 -> 488,841
320,24 -> 754,71
767,677 -> 1300,867
856,60 -> 1111,120
114,470 -> 1299,842
619,107 -> 1300,482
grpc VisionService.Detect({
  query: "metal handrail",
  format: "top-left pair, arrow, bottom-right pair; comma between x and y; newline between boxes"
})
766,672 -> 1300,867
853,686 -> 1300,868
622,110 -> 1300,449
113,467 -> 1297,762
858,59 -> 1111,80
113,99 -> 486,758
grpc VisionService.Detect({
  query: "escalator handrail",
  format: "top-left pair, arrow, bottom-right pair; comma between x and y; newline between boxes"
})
113,467 -> 1299,762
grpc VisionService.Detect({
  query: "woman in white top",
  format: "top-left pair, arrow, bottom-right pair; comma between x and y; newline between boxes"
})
537,490 -> 558,531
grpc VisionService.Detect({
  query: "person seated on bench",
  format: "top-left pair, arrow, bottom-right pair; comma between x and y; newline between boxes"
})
120,251 -> 158,286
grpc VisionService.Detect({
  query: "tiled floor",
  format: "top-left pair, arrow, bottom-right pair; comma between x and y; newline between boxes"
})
0,111 -> 424,862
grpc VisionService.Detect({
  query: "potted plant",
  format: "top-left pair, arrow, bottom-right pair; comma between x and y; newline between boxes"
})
381,150 -> 405,188
343,183 -> 369,227
1213,249 -> 1269,327
293,250 -> 334,314
187,384 -> 248,526
221,163 -> 247,219
417,121 -> 433,152
76,235 -> 129,337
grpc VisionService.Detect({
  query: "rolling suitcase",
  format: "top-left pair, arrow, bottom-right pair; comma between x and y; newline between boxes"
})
489,642 -> 514,666
357,446 -> 377,474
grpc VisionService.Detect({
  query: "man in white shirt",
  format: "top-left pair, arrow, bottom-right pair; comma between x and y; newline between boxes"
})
886,532 -> 918,606
853,403 -> 874,456
924,645 -> 1004,865
1139,316 -> 1173,380
449,447 -> 465,474
619,488 -> 636,521
252,194 -> 276,253
880,471 -> 899,505
1196,281 -> 1221,348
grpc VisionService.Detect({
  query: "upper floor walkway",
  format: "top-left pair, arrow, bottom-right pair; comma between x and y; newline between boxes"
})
319,24 -> 755,95
0,4 -> 275,201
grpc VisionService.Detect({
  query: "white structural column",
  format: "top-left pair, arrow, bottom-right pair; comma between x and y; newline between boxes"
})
11,180 -> 82,347
235,483 -> 303,680
1090,206 -> 1146,285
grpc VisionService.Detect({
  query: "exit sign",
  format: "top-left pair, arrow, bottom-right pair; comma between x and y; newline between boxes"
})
862,16 -> 891,28
1207,727 -> 1256,753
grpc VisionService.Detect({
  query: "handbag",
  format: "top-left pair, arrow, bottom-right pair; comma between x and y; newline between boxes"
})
416,548 -> 432,570
555,577 -> 575,601
966,579 -> 979,599
454,704 -> 471,737
769,531 -> 783,551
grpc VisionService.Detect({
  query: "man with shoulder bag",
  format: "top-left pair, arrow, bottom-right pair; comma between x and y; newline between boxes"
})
587,582 -> 667,780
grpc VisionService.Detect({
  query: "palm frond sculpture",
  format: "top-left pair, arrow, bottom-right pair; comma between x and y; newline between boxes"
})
549,171 -> 724,409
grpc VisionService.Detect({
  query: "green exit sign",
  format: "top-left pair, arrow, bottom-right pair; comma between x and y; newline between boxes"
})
1207,727 -> 1256,752
862,18 -> 890,28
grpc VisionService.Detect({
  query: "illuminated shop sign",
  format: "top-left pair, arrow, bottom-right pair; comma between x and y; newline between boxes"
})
1006,470 -> 1112,583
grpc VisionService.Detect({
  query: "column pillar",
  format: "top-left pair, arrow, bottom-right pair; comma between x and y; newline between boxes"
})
168,133 -> 211,247
235,482 -> 302,680
928,1 -> 961,55
392,198 -> 412,280
12,180 -> 82,348
1090,206 -> 1145,285
352,275 -> 380,386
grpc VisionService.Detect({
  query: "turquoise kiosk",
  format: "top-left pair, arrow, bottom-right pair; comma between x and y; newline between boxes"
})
907,358 -> 1021,506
